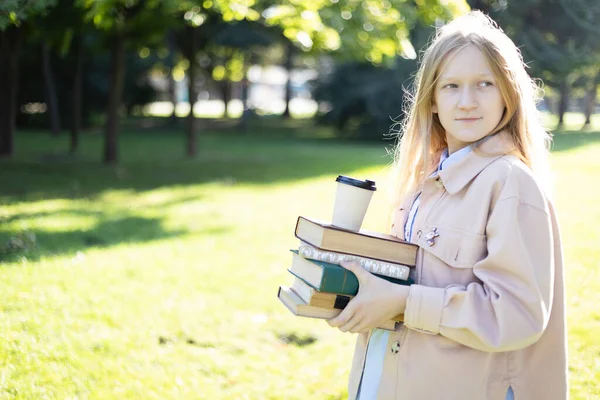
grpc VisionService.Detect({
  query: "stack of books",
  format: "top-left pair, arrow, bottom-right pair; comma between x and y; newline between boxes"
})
278,216 -> 419,331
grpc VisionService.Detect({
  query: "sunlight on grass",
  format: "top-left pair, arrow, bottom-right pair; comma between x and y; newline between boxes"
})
1,124 -> 599,399
10,214 -> 98,233
550,141 -> 600,399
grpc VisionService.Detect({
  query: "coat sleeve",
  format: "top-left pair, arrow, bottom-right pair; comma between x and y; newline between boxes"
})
403,197 -> 555,352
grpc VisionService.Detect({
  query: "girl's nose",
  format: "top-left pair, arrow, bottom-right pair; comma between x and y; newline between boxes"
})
458,88 -> 478,110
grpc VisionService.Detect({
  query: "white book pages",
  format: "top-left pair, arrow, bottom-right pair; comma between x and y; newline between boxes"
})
298,242 -> 410,280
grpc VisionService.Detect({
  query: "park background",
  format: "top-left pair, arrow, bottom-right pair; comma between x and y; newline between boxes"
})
1,0 -> 599,398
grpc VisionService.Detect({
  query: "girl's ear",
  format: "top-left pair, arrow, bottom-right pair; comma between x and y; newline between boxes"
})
432,103 -> 438,114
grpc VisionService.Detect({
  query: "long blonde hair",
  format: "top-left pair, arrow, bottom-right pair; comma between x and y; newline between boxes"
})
389,11 -> 552,210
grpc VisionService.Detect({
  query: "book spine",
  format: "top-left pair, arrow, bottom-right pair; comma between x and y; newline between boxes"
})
320,263 -> 360,295
299,242 -> 410,280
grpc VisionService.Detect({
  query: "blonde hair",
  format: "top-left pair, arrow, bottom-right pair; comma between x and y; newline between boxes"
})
389,11 -> 552,211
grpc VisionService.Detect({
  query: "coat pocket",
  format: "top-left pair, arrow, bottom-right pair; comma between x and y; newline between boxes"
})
419,225 -> 487,269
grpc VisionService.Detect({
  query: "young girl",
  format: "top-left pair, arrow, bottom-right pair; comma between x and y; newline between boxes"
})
328,11 -> 567,400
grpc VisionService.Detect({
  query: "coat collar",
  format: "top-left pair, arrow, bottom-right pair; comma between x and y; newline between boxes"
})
437,130 -> 516,195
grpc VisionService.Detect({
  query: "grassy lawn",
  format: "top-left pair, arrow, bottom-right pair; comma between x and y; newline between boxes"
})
1,115 -> 599,399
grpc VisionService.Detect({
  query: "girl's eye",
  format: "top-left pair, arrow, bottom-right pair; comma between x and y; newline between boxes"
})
479,81 -> 494,87
443,83 -> 458,89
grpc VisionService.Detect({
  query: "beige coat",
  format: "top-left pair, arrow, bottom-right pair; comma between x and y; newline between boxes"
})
348,132 -> 568,400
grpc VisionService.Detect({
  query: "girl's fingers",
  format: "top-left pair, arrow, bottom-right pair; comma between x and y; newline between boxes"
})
339,261 -> 369,284
349,321 -> 369,334
339,315 -> 361,333
328,307 -> 355,328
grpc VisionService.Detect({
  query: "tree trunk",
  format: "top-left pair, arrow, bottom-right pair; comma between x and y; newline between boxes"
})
583,71 -> 599,128
104,33 -> 126,164
240,76 -> 249,131
239,54 -> 251,131
167,30 -> 178,126
42,41 -> 61,136
221,79 -> 231,118
185,26 -> 197,158
70,34 -> 84,154
241,76 -> 249,111
557,79 -> 569,127
282,42 -> 293,118
0,28 -> 22,158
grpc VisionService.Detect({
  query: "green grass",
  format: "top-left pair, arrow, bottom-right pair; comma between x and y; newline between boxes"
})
1,116 -> 599,399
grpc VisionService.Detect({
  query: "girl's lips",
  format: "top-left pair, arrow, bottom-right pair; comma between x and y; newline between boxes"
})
456,118 -> 481,122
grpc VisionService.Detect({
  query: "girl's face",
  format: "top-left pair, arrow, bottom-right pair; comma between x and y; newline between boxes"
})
432,45 -> 506,154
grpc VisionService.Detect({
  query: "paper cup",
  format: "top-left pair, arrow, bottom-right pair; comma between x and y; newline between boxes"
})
332,176 -> 376,231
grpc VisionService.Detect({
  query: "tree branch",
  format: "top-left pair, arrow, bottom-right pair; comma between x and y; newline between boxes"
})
557,0 -> 600,34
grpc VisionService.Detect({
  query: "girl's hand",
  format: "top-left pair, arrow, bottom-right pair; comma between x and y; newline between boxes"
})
327,261 -> 410,334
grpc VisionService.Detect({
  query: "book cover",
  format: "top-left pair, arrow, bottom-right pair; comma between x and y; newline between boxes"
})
290,275 -> 353,309
294,216 -> 418,266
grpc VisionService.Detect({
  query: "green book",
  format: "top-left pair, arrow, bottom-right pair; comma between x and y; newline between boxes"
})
288,250 -> 413,296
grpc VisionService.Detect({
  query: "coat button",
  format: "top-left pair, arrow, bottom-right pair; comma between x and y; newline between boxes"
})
391,341 -> 400,354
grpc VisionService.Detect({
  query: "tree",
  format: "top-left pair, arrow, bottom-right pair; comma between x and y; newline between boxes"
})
81,0 -> 178,164
209,19 -> 279,127
165,30 -> 179,125
301,0 -> 468,139
261,0 -> 468,122
33,0 -> 91,151
468,0 -> 600,127
556,0 -> 600,128
41,41 -> 61,135
0,0 -> 57,157
312,53 -> 427,140
171,1 -> 259,157
281,41 -> 295,118
582,70 -> 600,127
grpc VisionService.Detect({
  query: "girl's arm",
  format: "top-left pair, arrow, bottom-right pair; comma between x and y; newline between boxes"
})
404,196 -> 556,352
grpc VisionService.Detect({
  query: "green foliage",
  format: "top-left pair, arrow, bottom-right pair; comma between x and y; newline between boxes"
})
210,19 -> 278,49
28,0 -> 87,53
320,0 -> 462,64
474,0 -> 600,87
555,0 -> 600,36
262,1 -> 342,54
16,32 -> 160,129
0,0 -> 57,30
301,2 -> 467,138
175,0 -> 260,23
79,0 -> 180,49
264,0 -> 469,64
313,58 -> 418,140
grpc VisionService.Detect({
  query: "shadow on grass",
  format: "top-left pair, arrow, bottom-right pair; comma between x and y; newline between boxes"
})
0,215 -> 179,264
277,331 -> 318,347
0,122 -> 391,202
551,130 -> 600,153
0,197 -> 231,264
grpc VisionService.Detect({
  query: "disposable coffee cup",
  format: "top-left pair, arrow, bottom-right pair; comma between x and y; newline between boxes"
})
332,175 -> 376,231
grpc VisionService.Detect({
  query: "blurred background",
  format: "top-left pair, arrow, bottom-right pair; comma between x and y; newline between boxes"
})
1,0 -> 599,399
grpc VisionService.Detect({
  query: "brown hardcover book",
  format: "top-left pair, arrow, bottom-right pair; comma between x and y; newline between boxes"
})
294,216 -> 418,267
278,286 -> 403,330
290,277 -> 404,322
291,275 -> 355,309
